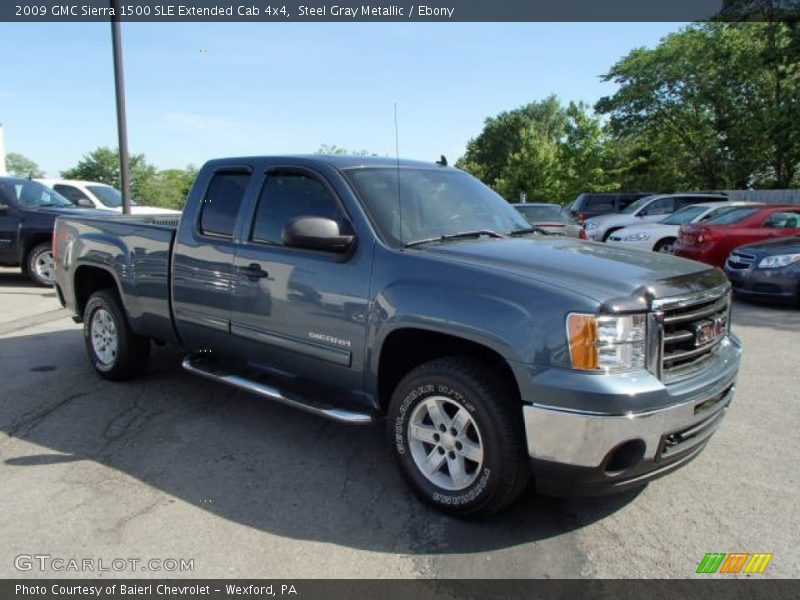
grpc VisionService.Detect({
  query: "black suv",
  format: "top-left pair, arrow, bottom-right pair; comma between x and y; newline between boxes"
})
569,192 -> 655,223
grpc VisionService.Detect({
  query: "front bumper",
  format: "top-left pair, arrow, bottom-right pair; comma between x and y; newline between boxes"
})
724,264 -> 800,303
520,334 -> 741,495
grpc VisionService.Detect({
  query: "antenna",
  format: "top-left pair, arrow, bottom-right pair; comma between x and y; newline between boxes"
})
394,102 -> 403,244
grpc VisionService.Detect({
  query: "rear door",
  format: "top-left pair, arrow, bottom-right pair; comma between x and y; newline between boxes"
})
229,167 -> 372,399
171,168 -> 252,352
0,182 -> 22,262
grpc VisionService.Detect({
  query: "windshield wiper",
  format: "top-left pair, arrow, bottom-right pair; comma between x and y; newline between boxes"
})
508,227 -> 551,236
405,230 -> 506,248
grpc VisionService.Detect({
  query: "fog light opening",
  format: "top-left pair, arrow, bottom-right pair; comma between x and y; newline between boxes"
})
604,439 -> 646,475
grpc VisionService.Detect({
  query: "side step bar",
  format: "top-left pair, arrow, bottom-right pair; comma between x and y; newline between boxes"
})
182,356 -> 373,425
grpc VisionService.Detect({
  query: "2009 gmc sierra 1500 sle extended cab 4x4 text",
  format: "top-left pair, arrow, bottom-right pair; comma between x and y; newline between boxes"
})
53,155 -> 742,517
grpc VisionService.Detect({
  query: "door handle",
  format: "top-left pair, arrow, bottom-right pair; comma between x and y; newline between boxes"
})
237,263 -> 269,279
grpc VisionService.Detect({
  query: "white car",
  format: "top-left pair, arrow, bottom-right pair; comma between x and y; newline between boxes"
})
606,202 -> 758,253
584,193 -> 728,242
36,179 -> 180,215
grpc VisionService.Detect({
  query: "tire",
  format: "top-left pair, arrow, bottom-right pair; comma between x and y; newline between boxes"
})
387,357 -> 530,518
83,289 -> 150,381
654,238 -> 677,254
26,242 -> 55,287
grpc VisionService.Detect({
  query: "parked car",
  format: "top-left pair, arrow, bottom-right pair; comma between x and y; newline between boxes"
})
514,203 -> 585,238
584,193 -> 729,242
54,155 -> 741,518
36,179 -> 181,215
0,177 -> 111,285
607,202 -> 756,254
675,205 -> 800,268
568,192 -> 654,223
724,237 -> 800,305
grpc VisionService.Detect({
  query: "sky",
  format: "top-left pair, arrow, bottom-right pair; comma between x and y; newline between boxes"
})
0,22 -> 684,177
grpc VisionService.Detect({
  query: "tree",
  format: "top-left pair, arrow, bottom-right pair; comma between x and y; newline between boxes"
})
61,146 -> 157,203
315,144 -> 375,156
457,98 -> 615,203
5,153 -> 45,178
597,23 -> 800,189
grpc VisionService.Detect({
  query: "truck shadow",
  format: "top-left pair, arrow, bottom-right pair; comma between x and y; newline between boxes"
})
0,328 -> 640,555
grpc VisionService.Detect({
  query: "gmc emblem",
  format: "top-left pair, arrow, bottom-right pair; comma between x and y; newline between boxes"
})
694,315 -> 728,347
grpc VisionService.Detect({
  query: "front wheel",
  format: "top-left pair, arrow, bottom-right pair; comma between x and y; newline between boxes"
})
26,243 -> 55,286
83,289 -> 150,381
388,357 -> 530,518
654,238 -> 677,254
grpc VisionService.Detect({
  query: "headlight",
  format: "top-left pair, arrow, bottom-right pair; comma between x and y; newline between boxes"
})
567,313 -> 647,373
622,232 -> 650,242
758,253 -> 800,269
585,222 -> 600,230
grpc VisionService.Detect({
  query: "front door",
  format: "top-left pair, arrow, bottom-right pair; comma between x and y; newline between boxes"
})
0,183 -> 21,263
230,168 -> 372,403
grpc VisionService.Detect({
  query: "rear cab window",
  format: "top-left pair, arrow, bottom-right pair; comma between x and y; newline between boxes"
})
198,171 -> 250,238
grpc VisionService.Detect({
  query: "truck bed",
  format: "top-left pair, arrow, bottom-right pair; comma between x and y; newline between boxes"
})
54,213 -> 182,344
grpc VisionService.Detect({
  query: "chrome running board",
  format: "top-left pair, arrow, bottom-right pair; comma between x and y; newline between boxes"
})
182,356 -> 373,425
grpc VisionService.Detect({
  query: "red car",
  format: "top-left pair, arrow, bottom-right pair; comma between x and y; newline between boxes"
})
674,205 -> 800,268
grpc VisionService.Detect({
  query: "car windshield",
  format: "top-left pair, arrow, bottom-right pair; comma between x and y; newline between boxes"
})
661,205 -> 708,225
87,185 -> 137,208
0,179 -> 74,208
704,207 -> 759,225
621,195 -> 656,214
345,168 -> 531,246
516,204 -> 572,224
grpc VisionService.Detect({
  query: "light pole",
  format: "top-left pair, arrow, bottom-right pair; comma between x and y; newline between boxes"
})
110,0 -> 132,215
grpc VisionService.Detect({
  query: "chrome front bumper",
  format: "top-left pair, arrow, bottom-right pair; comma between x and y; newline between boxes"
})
522,334 -> 741,492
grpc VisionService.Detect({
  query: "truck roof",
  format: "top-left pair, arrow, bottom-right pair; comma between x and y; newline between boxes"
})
203,154 -> 452,171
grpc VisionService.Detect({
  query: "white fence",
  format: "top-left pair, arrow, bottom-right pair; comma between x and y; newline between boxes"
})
723,189 -> 800,205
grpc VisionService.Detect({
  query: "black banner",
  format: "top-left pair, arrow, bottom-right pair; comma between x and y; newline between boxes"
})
3,0 -> 800,22
2,580 -> 800,600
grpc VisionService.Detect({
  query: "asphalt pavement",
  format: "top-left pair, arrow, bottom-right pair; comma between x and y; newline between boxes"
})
0,266 -> 797,578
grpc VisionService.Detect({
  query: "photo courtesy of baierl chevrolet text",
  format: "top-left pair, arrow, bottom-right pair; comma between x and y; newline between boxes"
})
0,1 -> 798,599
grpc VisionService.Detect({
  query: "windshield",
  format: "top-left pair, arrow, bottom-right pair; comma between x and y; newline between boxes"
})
345,168 -> 531,246
661,205 -> 707,225
516,204 -> 572,224
0,179 -> 74,208
621,195 -> 656,214
705,207 -> 759,225
87,185 -> 137,208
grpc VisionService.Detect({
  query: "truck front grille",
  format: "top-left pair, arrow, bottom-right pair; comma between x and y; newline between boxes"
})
657,287 -> 731,381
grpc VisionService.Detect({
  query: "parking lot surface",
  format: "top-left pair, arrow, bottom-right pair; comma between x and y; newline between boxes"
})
0,267 -> 797,578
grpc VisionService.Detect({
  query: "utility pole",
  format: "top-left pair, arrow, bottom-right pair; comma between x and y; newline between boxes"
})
110,1 -> 132,215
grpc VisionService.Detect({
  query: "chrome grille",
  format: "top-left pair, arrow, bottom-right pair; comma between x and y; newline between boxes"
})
726,252 -> 755,270
655,286 -> 731,381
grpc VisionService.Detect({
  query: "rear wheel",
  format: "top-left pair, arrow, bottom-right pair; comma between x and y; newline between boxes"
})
387,357 -> 530,518
26,243 -> 55,286
83,289 -> 150,381
654,238 -> 677,254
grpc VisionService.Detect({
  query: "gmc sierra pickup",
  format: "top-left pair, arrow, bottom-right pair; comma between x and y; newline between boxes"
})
53,156 -> 742,517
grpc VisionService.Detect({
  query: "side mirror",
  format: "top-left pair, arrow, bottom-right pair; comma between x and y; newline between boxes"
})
77,198 -> 94,208
282,217 -> 354,253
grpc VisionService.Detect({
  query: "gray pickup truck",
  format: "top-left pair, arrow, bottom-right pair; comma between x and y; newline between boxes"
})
53,155 -> 742,517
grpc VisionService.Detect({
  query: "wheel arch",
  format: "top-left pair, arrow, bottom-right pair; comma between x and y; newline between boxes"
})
73,264 -> 123,321
375,327 -> 522,414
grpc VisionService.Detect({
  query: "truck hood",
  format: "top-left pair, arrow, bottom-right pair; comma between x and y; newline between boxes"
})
585,213 -> 638,229
417,237 -> 724,310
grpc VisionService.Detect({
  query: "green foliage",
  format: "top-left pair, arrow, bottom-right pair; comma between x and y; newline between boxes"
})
461,23 -> 800,199
5,152 -> 45,178
316,144 -> 376,156
61,147 -> 196,209
597,22 -> 800,189
458,98 -> 616,204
